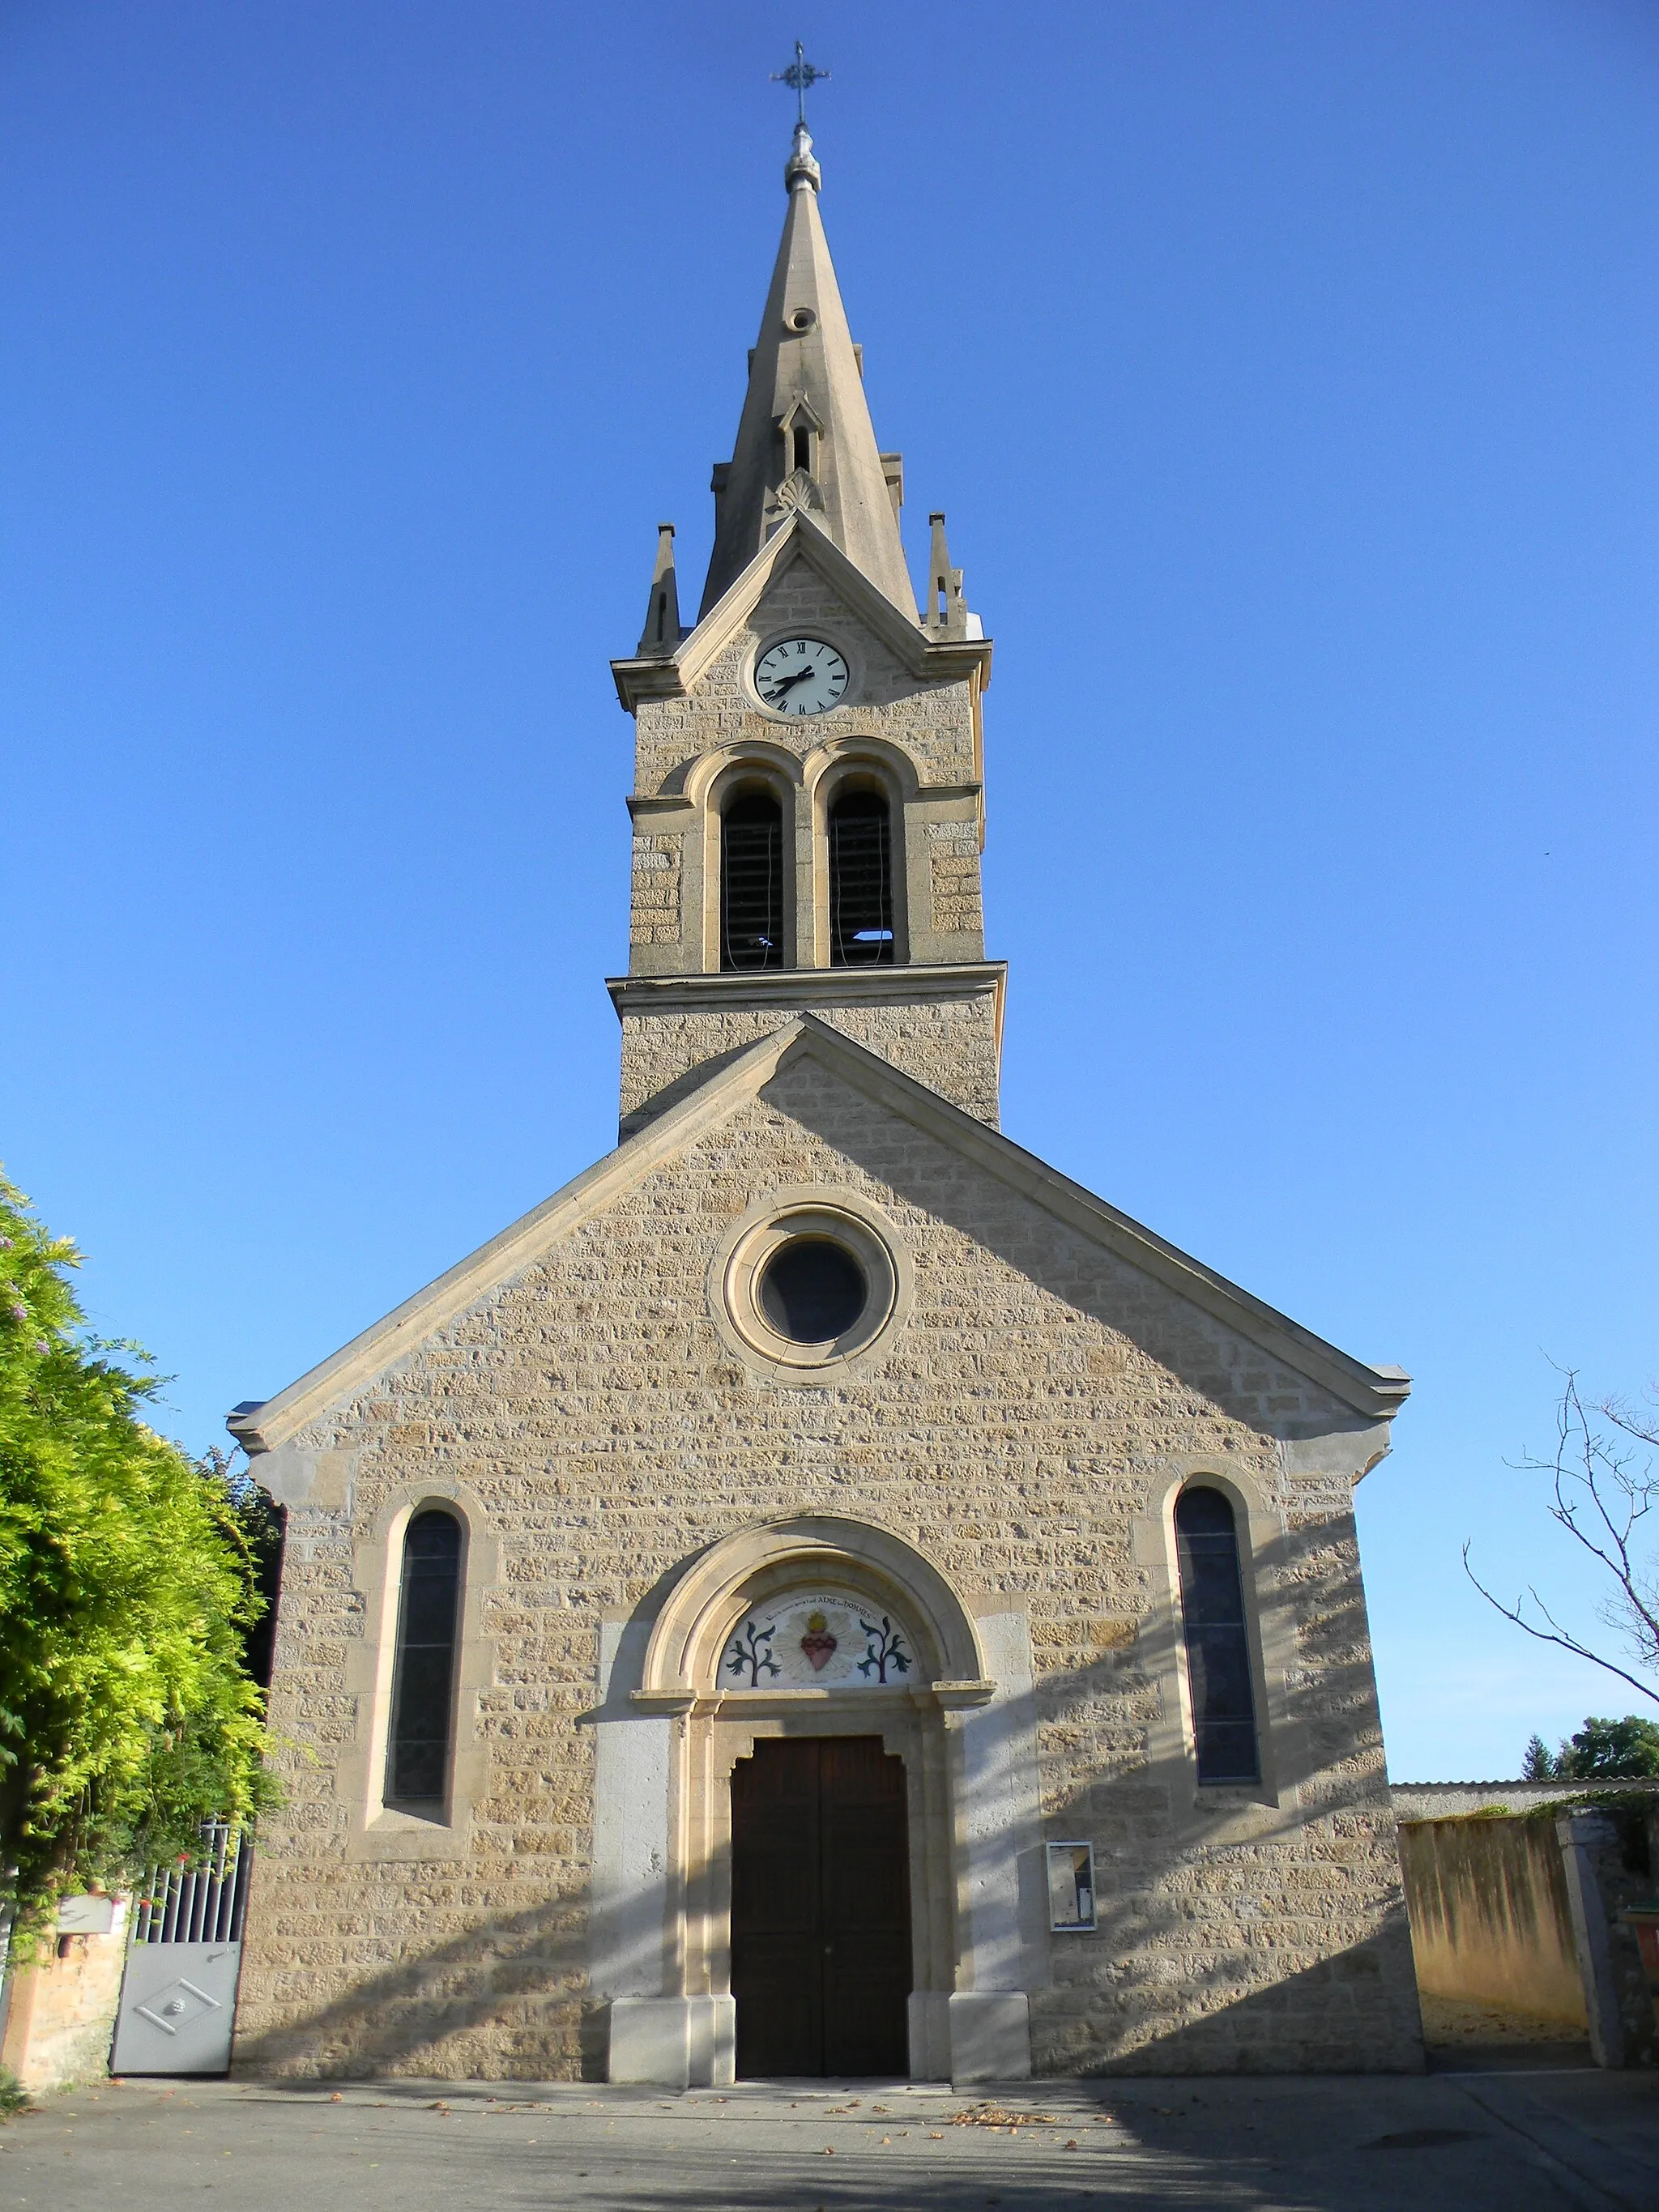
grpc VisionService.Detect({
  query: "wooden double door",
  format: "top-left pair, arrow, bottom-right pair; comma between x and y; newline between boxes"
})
730,1736 -> 913,2078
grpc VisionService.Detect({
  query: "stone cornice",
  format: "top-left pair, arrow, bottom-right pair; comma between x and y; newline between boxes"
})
228,1025 -> 808,1457
606,961 -> 1007,1020
625,778 -> 983,820
625,794 -> 697,822
767,1020 -> 1413,1425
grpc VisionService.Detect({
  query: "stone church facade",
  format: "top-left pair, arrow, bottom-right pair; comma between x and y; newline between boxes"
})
229,122 -> 1424,2085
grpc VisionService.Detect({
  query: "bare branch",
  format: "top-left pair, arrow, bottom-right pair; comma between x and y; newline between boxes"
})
1476,1365 -> 1659,1705
1463,1543 -> 1659,1707
1498,1368 -> 1659,1685
1596,1385 -> 1659,1453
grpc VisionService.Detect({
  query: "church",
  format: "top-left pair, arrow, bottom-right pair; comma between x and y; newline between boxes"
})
229,114 -> 1424,2086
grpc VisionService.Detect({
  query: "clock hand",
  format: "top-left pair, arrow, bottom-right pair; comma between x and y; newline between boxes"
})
765,663 -> 817,701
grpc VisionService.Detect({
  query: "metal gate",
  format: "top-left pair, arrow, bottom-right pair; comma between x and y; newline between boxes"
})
110,1826 -> 252,2074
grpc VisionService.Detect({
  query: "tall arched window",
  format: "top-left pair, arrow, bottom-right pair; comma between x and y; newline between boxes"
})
1174,1486 -> 1260,1784
385,1509 -> 462,1810
828,789 -> 893,966
721,791 -> 784,970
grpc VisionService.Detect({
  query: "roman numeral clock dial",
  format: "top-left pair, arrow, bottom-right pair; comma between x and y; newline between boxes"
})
754,637 -> 848,715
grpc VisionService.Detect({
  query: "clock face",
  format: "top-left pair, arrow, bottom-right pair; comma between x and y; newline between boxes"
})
754,637 -> 849,716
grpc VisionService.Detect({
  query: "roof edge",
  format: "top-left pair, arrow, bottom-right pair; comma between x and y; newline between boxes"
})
228,1021 -> 812,1456
231,1009 -> 1409,1456
774,1016 -> 1412,1423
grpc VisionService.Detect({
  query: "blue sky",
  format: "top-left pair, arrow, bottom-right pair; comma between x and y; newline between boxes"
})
3,2 -> 1655,1781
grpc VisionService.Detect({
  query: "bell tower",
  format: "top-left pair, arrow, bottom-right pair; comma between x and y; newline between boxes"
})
608,121 -> 1002,1139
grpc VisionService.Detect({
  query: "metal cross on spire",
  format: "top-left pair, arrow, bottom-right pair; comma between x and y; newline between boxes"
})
771,40 -> 830,130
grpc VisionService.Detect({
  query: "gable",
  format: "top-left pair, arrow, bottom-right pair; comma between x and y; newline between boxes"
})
629,552 -> 977,808
232,1018 -> 1407,1472
612,512 -> 991,719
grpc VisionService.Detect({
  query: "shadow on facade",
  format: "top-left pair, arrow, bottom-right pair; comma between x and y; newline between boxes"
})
232,1889 -> 598,2080
236,1574 -> 1418,2082
1017,1592 -> 1422,2075
774,1057 -> 1389,1459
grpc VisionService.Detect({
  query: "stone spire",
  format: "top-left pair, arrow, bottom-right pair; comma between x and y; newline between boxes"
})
698,128 -> 917,622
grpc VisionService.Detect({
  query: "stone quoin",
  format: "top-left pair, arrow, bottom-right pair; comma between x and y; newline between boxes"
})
227,106 -> 1423,2086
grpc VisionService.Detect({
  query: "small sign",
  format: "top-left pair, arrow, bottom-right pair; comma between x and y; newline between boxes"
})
1046,1842 -> 1096,1933
58,1894 -> 117,1935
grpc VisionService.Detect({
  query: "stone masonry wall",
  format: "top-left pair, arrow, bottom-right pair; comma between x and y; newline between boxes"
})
616,991 -> 1002,1136
629,833 -> 682,948
928,820 -> 983,936
235,1056 -> 1418,2081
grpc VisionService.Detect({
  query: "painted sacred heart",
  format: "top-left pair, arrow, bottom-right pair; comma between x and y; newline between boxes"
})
799,1611 -> 838,1671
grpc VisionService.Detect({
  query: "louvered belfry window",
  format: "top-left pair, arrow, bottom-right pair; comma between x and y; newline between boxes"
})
721,792 -> 785,970
828,790 -> 894,966
386,1508 -> 462,1809
1174,1486 -> 1261,1784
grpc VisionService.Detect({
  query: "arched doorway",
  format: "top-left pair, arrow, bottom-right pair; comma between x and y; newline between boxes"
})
603,1515 -> 1038,2088
731,1735 -> 911,2077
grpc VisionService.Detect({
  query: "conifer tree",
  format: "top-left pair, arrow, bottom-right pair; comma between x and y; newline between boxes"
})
1521,1733 -> 1555,1779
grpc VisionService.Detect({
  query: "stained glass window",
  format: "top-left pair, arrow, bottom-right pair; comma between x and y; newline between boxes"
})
1175,1485 -> 1260,1785
386,1509 -> 461,1809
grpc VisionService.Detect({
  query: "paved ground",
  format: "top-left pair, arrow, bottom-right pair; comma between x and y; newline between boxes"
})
5,2065 -> 1657,2212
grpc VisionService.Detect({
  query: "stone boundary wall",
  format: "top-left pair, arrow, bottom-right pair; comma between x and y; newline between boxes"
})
1397,1816 -> 1585,2024
1397,1804 -> 1659,2069
1392,1779 -> 1659,1822
0,1902 -> 128,2094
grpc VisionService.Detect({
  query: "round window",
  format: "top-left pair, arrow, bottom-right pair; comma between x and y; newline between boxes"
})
757,1236 -> 868,1345
716,1194 -> 908,1379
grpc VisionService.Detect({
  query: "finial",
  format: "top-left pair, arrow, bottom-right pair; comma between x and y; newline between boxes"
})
927,513 -> 969,640
637,522 -> 681,657
784,122 -> 821,194
772,41 -> 828,190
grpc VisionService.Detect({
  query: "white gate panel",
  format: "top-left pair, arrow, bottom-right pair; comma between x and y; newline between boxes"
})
111,1940 -> 241,2073
111,1825 -> 251,2075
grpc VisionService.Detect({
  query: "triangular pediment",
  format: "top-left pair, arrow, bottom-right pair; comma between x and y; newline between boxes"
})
231,1016 -> 1408,1460
611,514 -> 991,712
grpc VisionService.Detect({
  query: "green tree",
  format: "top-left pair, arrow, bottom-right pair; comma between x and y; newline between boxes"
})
1556,1715 -> 1659,1779
0,1173 -> 275,1954
1520,1715 -> 1659,1781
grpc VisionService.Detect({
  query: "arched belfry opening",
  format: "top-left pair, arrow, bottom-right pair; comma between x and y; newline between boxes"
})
827,786 -> 894,965
720,789 -> 786,970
